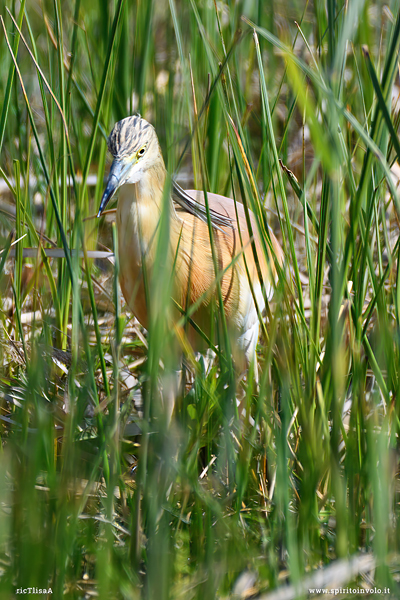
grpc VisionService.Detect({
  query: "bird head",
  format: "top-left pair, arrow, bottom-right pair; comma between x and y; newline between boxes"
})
97,115 -> 161,217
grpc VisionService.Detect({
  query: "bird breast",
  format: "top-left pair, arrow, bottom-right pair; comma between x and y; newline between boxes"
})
116,182 -> 162,327
115,183 -> 281,348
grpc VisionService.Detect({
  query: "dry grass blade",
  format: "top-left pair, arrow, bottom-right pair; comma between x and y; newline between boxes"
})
6,248 -> 114,259
257,554 -> 376,600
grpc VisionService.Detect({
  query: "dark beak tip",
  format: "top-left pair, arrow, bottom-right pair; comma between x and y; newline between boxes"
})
97,202 -> 105,219
97,205 -> 104,218
97,163 -> 122,218
97,188 -> 112,218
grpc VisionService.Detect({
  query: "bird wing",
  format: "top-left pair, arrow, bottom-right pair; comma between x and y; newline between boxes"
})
176,187 -> 284,278
172,181 -> 234,232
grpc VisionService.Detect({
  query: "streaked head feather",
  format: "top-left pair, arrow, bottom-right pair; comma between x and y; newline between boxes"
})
107,115 -> 156,158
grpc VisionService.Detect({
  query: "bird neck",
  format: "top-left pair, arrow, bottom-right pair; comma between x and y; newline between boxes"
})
135,157 -> 167,208
134,158 -> 182,234
117,155 -> 182,264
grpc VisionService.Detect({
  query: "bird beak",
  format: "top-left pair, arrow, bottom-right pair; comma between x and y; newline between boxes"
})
97,159 -> 126,217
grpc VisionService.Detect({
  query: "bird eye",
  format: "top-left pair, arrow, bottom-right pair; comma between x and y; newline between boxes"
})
138,146 -> 146,157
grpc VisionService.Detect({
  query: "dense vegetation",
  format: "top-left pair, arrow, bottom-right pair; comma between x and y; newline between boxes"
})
0,0 -> 399,598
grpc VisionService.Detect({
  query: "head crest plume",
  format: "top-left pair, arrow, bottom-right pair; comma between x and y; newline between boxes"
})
107,115 -> 155,159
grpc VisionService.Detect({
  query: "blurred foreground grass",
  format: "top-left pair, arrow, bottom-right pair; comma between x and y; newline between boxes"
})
0,0 -> 399,598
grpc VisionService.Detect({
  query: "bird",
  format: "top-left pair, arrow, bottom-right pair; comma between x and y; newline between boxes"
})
97,115 -> 283,372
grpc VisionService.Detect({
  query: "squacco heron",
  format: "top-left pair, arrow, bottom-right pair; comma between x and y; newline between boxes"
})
97,115 -> 283,369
